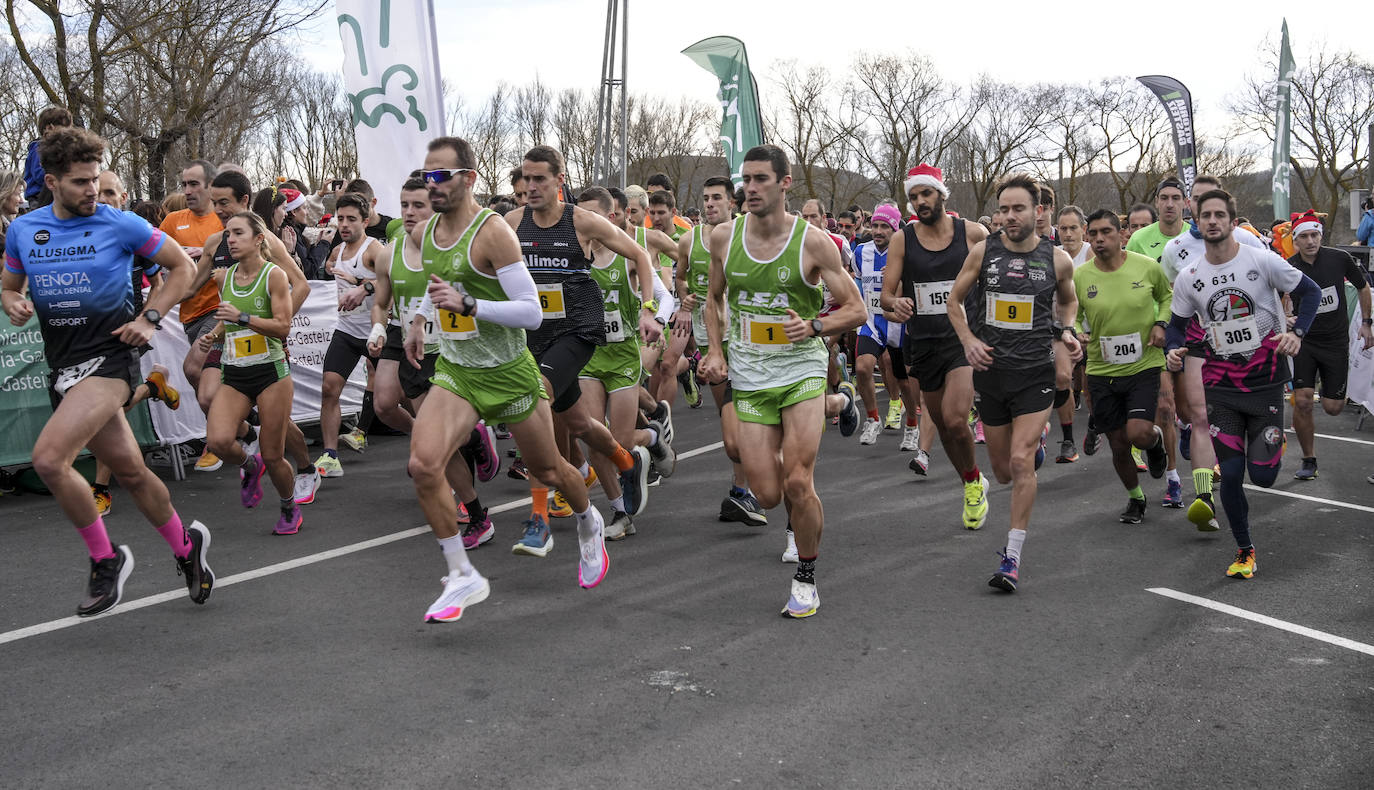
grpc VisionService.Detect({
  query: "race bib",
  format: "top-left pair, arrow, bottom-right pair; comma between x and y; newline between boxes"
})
437,308 -> 479,340
915,280 -> 956,316
52,356 -> 105,396
1317,285 -> 1339,314
538,283 -> 566,319
1208,315 -> 1261,356
604,310 -> 626,343
1099,332 -> 1142,365
226,328 -> 270,364
986,292 -> 1034,330
867,288 -> 883,315
739,312 -> 791,352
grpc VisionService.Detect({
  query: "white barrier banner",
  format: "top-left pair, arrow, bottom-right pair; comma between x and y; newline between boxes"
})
141,281 -> 367,445
1348,301 -> 1374,414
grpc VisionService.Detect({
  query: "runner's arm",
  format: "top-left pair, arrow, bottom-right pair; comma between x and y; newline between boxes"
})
807,226 -> 865,336
461,214 -> 541,330
879,230 -> 909,316
704,222 -> 730,358
250,266 -> 294,340
946,241 -> 984,347
185,230 -> 222,300
586,210 -> 657,306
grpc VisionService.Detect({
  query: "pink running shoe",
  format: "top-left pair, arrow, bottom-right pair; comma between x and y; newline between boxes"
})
461,513 -> 494,550
274,505 -> 302,535
239,454 -> 265,509
474,421 -> 500,482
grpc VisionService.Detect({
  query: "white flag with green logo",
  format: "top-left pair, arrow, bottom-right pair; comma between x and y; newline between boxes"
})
683,36 -> 764,189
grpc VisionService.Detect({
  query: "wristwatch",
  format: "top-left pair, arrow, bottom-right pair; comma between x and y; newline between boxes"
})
362,281 -> 375,295
653,316 -> 667,327
141,308 -> 162,329
1363,318 -> 1373,326
1052,322 -> 1072,337
810,318 -> 824,337
460,294 -> 477,316
237,311 -> 251,326
643,298 -> 659,313
1293,326 -> 1306,338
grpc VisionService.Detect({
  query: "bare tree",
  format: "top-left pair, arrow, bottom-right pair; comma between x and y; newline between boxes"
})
462,82 -> 512,198
947,78 -> 1055,215
767,59 -> 856,205
511,75 -> 552,151
1036,84 -> 1105,206
1085,76 -> 1175,213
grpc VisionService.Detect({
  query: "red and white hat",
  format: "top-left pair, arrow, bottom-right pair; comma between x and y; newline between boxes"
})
279,187 -> 306,212
904,163 -> 948,198
1290,210 -> 1322,237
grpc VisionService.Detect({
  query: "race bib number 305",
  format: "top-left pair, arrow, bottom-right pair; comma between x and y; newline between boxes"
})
915,280 -> 955,316
538,283 -> 566,319
1208,315 -> 1261,356
739,312 -> 790,352
437,308 -> 478,340
986,293 -> 1034,330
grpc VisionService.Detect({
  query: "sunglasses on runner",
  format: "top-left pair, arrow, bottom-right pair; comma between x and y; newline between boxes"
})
422,168 -> 473,184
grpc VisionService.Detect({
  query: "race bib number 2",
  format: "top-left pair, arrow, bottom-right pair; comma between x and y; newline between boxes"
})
437,308 -> 478,340
986,293 -> 1034,330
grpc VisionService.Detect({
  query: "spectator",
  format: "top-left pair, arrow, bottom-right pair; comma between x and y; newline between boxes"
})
252,185 -> 315,274
161,192 -> 188,214
0,170 -> 23,247
1357,195 -> 1374,246
342,178 -> 394,241
22,105 -> 72,208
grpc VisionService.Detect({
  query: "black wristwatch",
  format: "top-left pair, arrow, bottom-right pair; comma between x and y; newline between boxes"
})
653,316 -> 667,327
460,294 -> 477,316
141,308 -> 162,329
810,318 -> 824,337
1363,318 -> 1373,326
1154,320 -> 1169,331
1052,322 -> 1072,337
238,311 -> 251,326
1293,326 -> 1306,338
362,281 -> 375,295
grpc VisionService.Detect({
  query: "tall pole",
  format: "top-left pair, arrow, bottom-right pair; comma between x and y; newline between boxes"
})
619,0 -> 628,190
592,0 -> 628,187
591,0 -> 615,184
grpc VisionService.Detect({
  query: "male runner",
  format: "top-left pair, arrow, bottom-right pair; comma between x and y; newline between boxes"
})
674,176 -> 768,526
506,144 -> 663,556
1039,185 -> 1077,463
882,163 -> 990,528
405,136 -> 608,623
853,204 -> 921,451
1075,210 -> 1172,523
947,173 -> 1080,592
1286,210 -> 1374,479
700,144 -> 866,618
1057,206 -> 1091,266
1054,204 -> 1091,462
1122,203 -> 1156,248
799,197 -> 863,434
1165,189 -> 1320,579
2,127 -> 213,616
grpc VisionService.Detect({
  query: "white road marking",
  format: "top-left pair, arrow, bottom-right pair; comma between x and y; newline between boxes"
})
1147,587 -> 1374,657
0,440 -> 727,647
1243,485 -> 1374,513
1283,428 -> 1374,447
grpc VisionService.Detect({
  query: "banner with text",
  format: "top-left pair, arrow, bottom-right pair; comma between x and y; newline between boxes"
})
1137,75 -> 1197,199
1271,20 -> 1296,222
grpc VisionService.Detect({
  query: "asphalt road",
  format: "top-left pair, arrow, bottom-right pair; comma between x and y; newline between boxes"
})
2,397 -> 1371,788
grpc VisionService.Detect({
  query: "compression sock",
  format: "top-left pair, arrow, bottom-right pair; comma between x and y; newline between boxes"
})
1192,467 -> 1213,497
464,499 -> 484,523
359,391 -> 376,433
1061,422 -> 1074,443
531,486 -> 549,521
1127,485 -> 1145,501
794,556 -> 817,584
77,517 -> 117,561
154,512 -> 191,559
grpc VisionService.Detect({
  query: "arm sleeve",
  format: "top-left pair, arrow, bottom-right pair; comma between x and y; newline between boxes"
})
4,223 -> 22,274
416,290 -> 435,322
1164,313 -> 1192,352
119,211 -> 165,258
651,271 -> 675,323
474,261 -> 542,330
1289,273 -> 1322,335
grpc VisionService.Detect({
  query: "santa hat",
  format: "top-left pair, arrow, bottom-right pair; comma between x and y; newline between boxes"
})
279,187 -> 306,212
1289,210 -> 1322,237
904,163 -> 948,198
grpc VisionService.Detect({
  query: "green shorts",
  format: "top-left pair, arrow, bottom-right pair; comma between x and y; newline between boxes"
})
732,376 -> 826,425
431,348 -> 547,424
580,339 -> 643,394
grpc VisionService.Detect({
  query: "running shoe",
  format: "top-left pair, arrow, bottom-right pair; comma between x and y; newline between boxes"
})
92,486 -> 112,516
1188,495 -> 1220,532
1056,439 -> 1079,463
646,417 -> 676,477
899,425 -> 920,452
988,550 -> 1019,593
973,420 -> 985,444
473,422 -> 500,482
512,516 -> 553,557
617,445 -> 650,517
456,500 -> 470,526
719,490 -> 768,526
77,545 -> 133,617
962,474 -> 988,530
908,449 -> 931,476
605,510 -> 635,540
507,457 -> 529,481
650,400 -> 674,446
646,466 -> 662,487
1131,447 -> 1147,472
1034,424 -> 1049,470
1082,423 -> 1104,456
836,381 -> 861,437
885,401 -> 902,430
781,578 -> 819,618
294,468 -> 321,505
315,453 -> 343,478
194,450 -> 223,472
1179,423 -> 1192,461
424,571 -> 490,623
782,529 -> 799,563
1226,547 -> 1257,580
577,510 -> 609,589
239,454 -> 265,508
1162,478 -> 1184,508
340,427 -> 367,453
494,423 -> 512,440
274,505 -> 303,535
1119,496 -> 1147,524
680,362 -> 702,409
461,513 -> 494,549
549,491 -> 573,518
1293,458 -> 1318,481
1144,427 -> 1168,479
859,418 -> 881,446
176,521 -> 214,604
836,350 -> 850,383
144,365 -> 180,410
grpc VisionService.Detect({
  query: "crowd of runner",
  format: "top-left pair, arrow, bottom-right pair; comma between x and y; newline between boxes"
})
4,122 -> 1371,624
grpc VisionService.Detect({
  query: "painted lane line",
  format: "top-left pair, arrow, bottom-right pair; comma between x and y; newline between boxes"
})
1242,485 -> 1374,513
1147,587 -> 1374,657
1282,428 -> 1374,447
0,439 -> 727,647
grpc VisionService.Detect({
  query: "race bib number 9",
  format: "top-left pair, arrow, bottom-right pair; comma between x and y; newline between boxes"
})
1317,285 -> 1338,314
604,310 -> 626,343
437,308 -> 479,340
1208,315 -> 1261,356
1099,332 -> 1142,365
226,328 -> 270,364
538,283 -> 566,319
915,280 -> 955,316
986,293 -> 1034,330
740,312 -> 790,352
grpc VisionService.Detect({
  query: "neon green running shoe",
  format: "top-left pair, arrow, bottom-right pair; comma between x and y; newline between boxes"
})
963,474 -> 989,530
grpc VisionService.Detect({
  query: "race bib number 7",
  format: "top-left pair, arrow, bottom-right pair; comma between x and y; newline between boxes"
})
986,293 -> 1034,330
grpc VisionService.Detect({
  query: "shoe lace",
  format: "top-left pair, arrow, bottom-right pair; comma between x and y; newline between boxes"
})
996,550 -> 1017,572
521,518 -> 545,538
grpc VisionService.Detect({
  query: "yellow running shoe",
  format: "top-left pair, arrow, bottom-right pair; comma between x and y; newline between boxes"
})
1187,496 -> 1220,532
92,486 -> 112,516
584,467 -> 598,490
1226,547 -> 1256,579
195,450 -> 222,472
885,400 -> 902,430
1131,447 -> 1147,472
549,491 -> 573,518
144,365 -> 180,410
962,474 -> 989,530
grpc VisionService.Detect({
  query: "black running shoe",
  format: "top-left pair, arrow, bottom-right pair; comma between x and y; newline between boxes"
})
720,490 -> 768,526
1119,496 -> 1147,524
1145,427 -> 1168,479
646,418 -> 676,477
176,521 -> 215,604
617,445 -> 650,516
77,545 -> 134,617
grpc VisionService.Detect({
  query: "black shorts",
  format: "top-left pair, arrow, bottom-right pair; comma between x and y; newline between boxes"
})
401,352 -> 437,400
535,334 -> 597,413
379,323 -> 406,362
1206,386 -> 1285,465
972,364 -> 1055,427
1291,340 -> 1348,399
855,335 -> 907,380
906,338 -> 969,393
221,360 -> 290,401
47,348 -> 142,410
323,331 -> 376,378
1087,368 -> 1162,432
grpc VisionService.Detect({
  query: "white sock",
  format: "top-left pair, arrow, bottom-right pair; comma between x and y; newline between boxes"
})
609,495 -> 625,513
578,461 -> 590,479
645,427 -> 658,446
575,506 -> 602,538
1166,468 -> 1180,483
438,534 -> 474,575
1006,529 -> 1027,562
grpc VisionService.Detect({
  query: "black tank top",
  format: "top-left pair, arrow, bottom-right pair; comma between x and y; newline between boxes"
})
901,218 -> 969,341
211,232 -> 234,269
973,233 -> 1058,370
516,203 -> 606,354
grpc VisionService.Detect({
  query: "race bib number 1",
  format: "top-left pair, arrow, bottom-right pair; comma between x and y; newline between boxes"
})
915,280 -> 955,316
1208,315 -> 1261,356
437,308 -> 479,340
227,328 -> 270,364
740,312 -> 790,352
538,283 -> 566,319
986,293 -> 1034,330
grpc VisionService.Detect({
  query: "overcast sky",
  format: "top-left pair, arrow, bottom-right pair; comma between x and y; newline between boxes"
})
303,1 -> 1365,140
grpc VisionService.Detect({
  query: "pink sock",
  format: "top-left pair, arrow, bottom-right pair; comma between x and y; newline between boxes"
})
155,512 -> 191,559
77,518 -> 117,561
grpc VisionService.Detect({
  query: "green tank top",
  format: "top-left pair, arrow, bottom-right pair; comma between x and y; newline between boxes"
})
422,208 -> 525,369
724,214 -> 826,390
220,261 -> 285,368
389,232 -> 439,354
686,224 -> 711,301
589,247 -> 640,350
